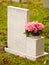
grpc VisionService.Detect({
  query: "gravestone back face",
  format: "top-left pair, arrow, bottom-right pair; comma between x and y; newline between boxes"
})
8,6 -> 29,49
43,0 -> 49,8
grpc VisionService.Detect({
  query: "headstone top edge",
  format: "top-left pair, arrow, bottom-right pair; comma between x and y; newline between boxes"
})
8,6 -> 29,12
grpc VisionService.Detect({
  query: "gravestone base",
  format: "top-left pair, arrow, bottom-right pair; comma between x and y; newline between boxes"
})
5,48 -> 48,60
5,35 -> 48,60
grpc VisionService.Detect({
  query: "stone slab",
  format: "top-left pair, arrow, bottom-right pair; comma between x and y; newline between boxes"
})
5,47 -> 48,60
43,0 -> 49,8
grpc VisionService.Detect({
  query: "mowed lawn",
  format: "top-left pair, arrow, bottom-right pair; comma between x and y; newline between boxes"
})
0,0 -> 49,65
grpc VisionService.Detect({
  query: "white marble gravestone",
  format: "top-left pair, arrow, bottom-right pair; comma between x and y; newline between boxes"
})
6,6 -> 29,54
5,6 -> 48,60
12,0 -> 27,2
43,0 -> 49,8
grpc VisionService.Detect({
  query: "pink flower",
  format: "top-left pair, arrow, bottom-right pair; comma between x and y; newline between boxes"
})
31,22 -> 38,33
36,23 -> 44,30
34,27 -> 38,33
25,22 -> 33,31
31,21 -> 38,25
25,21 -> 44,34
31,22 -> 44,30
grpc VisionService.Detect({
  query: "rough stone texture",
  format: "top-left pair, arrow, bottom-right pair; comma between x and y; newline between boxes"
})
43,0 -> 49,8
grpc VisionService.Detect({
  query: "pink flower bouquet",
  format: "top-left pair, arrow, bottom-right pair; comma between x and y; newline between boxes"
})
25,21 -> 44,36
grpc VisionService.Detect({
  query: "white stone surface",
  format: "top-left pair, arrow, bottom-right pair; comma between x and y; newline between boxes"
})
26,36 -> 44,57
7,6 -> 29,54
5,6 -> 48,60
5,47 -> 48,60
43,0 -> 49,8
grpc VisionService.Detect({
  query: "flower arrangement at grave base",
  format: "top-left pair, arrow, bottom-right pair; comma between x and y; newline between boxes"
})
25,21 -> 44,37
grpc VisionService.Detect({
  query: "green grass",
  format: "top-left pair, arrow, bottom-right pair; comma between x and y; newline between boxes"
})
0,0 -> 49,65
